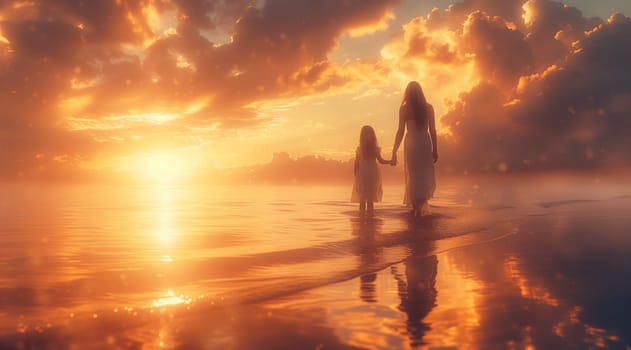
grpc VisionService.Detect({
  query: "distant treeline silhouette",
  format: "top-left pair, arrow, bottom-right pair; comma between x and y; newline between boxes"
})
214,152 -> 404,185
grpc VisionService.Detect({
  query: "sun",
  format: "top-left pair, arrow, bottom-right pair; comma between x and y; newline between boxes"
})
130,150 -> 199,183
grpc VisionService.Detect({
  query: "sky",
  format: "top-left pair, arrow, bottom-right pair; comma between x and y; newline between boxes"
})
1,0 -> 630,181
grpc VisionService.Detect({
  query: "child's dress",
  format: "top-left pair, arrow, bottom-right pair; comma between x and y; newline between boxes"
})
351,148 -> 383,203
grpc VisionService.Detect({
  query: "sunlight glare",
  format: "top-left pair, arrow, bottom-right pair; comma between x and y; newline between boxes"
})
522,2 -> 535,27
59,95 -> 93,116
135,151 -> 197,182
152,290 -> 192,307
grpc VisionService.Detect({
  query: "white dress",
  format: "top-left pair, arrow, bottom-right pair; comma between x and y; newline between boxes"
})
404,115 -> 436,205
351,148 -> 383,203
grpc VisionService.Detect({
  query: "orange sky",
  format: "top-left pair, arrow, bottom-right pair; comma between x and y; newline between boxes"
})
1,0 -> 630,181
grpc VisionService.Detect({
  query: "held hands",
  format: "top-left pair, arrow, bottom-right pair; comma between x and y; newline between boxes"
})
390,151 -> 437,164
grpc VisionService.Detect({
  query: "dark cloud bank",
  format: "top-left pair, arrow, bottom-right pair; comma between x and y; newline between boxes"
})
432,0 -> 631,173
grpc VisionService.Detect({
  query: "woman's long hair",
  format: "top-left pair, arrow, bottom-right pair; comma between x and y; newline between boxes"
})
402,81 -> 428,129
359,125 -> 379,159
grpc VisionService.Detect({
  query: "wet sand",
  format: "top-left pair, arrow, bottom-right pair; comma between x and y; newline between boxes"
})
1,175 -> 630,349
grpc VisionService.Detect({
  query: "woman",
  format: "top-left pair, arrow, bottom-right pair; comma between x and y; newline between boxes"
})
391,81 -> 438,218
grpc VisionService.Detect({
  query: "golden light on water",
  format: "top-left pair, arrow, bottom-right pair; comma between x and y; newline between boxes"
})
505,255 -> 560,307
152,290 -> 192,307
422,254 -> 482,347
0,33 -> 10,45
522,1 -> 535,27
154,186 -> 179,246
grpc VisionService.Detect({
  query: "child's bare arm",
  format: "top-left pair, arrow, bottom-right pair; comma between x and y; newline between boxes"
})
377,152 -> 392,165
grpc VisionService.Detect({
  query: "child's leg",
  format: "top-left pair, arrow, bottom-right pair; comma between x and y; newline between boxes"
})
367,202 -> 374,215
359,201 -> 366,213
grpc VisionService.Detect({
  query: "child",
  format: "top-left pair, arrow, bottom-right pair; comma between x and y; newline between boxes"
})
351,125 -> 392,215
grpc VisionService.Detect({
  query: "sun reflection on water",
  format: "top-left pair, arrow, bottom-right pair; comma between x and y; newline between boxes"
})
152,290 -> 192,308
152,185 -> 180,248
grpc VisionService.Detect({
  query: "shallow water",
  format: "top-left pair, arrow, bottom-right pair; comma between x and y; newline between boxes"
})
1,174 -> 630,349
0,182 -> 468,325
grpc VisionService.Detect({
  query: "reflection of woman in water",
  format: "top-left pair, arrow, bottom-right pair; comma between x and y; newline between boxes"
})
391,81 -> 438,218
392,255 -> 438,346
391,220 -> 438,346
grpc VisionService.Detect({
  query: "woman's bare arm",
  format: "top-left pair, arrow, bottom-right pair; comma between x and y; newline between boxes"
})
391,106 -> 406,165
428,104 -> 438,163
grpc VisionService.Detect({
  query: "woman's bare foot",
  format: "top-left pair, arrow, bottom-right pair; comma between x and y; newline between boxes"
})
412,203 -> 419,218
419,201 -> 429,216
367,202 -> 374,216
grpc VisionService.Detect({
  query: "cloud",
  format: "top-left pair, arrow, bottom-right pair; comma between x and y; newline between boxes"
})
462,11 -> 534,86
388,0 -> 631,172
426,0 -> 526,30
0,0 -> 400,179
171,0 -> 252,31
190,0 -> 400,107
522,0 -> 602,68
397,17 -> 463,65
1,0 -> 630,180
505,13 -> 631,169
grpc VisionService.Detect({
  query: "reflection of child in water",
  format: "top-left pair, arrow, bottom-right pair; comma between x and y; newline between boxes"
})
351,125 -> 393,215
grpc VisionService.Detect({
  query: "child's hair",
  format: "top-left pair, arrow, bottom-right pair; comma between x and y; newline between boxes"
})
359,125 -> 379,158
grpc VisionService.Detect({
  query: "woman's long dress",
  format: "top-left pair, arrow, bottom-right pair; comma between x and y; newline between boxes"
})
404,118 -> 435,205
